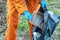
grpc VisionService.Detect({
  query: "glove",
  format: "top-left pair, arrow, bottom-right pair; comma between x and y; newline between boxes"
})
40,0 -> 47,9
39,0 -> 47,13
22,10 -> 32,20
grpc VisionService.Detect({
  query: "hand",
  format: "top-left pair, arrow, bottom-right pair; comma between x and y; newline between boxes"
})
22,10 -> 32,20
40,0 -> 47,9
32,10 -> 38,17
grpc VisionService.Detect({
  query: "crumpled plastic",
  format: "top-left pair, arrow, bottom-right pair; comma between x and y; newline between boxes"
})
32,11 -> 60,40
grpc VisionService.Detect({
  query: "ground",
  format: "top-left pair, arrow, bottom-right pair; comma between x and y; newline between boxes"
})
0,28 -> 60,40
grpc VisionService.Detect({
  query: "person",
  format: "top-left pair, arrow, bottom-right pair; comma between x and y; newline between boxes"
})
5,0 -> 47,40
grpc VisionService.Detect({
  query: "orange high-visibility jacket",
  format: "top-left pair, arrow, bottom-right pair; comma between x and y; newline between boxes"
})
5,0 -> 40,40
10,0 -> 40,14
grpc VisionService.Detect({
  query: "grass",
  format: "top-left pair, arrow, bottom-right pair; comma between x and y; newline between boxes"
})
56,23 -> 60,30
17,16 -> 28,33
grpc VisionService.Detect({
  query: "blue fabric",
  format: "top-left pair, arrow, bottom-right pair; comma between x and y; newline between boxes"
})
43,11 -> 60,40
32,11 -> 60,40
40,0 -> 47,9
44,11 -> 60,39
22,10 -> 32,20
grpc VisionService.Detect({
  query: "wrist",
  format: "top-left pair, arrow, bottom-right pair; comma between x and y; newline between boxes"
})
22,10 -> 29,15
22,10 -> 32,20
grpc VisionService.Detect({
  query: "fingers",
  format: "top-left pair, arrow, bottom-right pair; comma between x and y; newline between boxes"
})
32,10 -> 38,17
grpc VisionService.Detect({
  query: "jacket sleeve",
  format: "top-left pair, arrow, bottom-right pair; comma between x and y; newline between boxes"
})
11,0 -> 27,15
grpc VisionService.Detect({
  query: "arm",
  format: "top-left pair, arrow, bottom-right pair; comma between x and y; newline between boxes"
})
40,0 -> 47,9
39,0 -> 47,13
11,0 -> 32,20
11,0 -> 27,15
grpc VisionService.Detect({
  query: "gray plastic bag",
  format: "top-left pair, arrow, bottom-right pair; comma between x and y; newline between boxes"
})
32,11 -> 60,40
